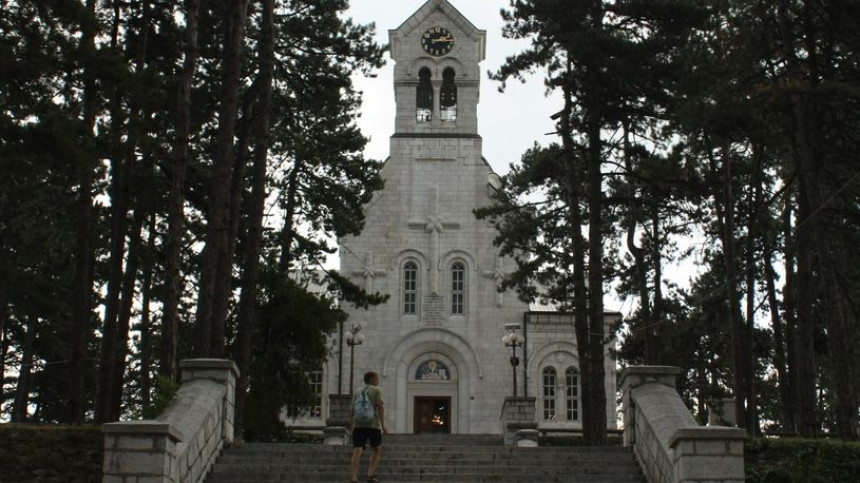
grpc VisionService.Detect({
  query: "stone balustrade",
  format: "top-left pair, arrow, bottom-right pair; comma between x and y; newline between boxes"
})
621,366 -> 746,483
102,359 -> 239,483
499,396 -> 538,446
323,393 -> 352,445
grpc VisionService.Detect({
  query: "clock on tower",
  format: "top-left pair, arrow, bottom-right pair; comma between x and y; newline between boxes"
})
421,26 -> 454,56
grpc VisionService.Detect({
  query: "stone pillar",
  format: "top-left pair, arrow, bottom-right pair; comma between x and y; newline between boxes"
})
499,397 -> 538,446
670,428 -> 746,483
620,366 -> 680,447
179,359 -> 239,443
324,394 -> 352,445
102,422 -> 184,483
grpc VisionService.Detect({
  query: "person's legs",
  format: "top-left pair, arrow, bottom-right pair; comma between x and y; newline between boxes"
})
366,429 -> 383,480
367,445 -> 382,480
349,447 -> 363,482
351,428 -> 371,482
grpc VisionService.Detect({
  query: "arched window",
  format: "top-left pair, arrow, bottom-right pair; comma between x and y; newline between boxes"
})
451,261 -> 465,314
565,367 -> 580,421
286,369 -> 324,419
403,261 -> 418,314
416,67 -> 433,122
542,367 -> 557,421
440,67 -> 457,122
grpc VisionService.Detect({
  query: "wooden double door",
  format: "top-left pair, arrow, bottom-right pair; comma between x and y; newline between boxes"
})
413,396 -> 451,434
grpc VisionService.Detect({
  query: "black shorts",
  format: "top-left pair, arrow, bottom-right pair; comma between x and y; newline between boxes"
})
352,427 -> 382,448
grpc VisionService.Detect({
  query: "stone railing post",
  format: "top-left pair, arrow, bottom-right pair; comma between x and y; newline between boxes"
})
620,366 -> 680,447
179,359 -> 239,443
102,359 -> 239,483
500,397 -> 538,446
670,428 -> 746,482
102,422 -> 184,483
620,366 -> 746,483
323,394 -> 352,445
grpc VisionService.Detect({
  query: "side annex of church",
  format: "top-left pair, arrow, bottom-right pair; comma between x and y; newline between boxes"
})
307,0 -> 619,435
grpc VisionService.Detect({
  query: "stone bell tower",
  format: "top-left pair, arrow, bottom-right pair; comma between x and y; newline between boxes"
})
389,0 -> 485,136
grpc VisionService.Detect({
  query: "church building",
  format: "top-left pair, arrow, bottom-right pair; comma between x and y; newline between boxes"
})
321,0 -> 619,435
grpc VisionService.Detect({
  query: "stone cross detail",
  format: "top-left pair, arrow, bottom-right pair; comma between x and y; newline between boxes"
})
352,251 -> 386,292
408,186 -> 460,295
482,254 -> 506,307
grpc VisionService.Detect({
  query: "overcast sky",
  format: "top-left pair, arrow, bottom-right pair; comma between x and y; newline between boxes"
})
345,0 -> 560,174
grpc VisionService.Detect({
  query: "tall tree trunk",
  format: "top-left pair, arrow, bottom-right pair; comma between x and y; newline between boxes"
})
139,214 -> 156,411
0,298 -> 8,403
708,139 -> 748,432
585,20 -> 607,443
650,195 -> 663,347
96,112 -> 131,424
214,78 -> 258,363
622,121 -> 654,363
558,81 -> 591,445
195,0 -> 250,357
763,227 -> 793,432
793,185 -> 818,437
12,317 -> 37,423
778,0 -> 858,439
695,354 -> 708,425
234,0 -> 275,440
743,149 -> 764,434
277,163 -> 301,272
69,0 -> 98,425
780,199 -> 800,434
778,200 -> 799,434
97,0 -> 153,422
162,0 -> 201,380
108,209 -> 146,420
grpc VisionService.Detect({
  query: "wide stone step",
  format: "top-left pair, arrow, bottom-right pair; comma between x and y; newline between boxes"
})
383,434 -> 505,446
207,474 -> 644,483
223,443 -> 634,455
207,468 -> 645,483
221,445 -> 633,464
207,460 -> 636,474
205,438 -> 645,483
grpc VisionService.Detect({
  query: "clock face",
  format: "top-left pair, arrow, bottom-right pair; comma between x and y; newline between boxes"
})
421,27 -> 454,56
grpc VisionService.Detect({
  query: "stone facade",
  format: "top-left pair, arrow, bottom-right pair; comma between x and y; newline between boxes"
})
323,0 -> 618,436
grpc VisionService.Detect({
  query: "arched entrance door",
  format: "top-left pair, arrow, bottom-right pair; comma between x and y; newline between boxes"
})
407,354 -> 458,434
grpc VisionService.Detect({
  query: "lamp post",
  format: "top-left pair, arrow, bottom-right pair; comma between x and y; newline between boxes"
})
345,324 -> 365,397
502,329 -> 524,397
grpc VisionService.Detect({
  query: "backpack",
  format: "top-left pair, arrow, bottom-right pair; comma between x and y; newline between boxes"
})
353,387 -> 376,426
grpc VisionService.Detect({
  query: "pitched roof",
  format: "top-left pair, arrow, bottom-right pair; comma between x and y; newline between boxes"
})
389,0 -> 486,61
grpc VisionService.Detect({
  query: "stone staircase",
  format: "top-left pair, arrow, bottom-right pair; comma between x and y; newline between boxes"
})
205,434 -> 646,483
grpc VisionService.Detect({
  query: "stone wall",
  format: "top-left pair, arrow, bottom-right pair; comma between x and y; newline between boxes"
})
620,366 -> 745,483
102,359 -> 239,483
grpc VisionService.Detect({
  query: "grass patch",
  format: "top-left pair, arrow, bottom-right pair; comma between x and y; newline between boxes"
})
0,424 -> 102,483
745,437 -> 860,482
